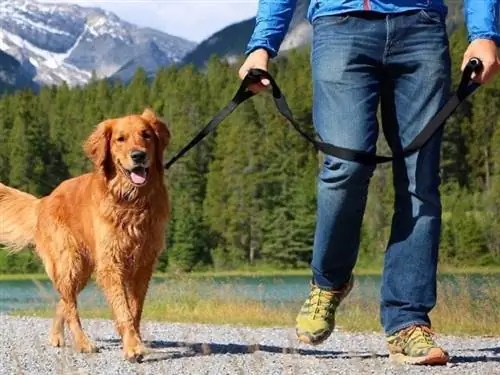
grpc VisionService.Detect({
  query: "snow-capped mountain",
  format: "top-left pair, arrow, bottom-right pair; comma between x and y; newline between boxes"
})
0,0 -> 196,86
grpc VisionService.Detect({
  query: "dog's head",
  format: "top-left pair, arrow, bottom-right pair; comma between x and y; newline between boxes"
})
84,108 -> 170,188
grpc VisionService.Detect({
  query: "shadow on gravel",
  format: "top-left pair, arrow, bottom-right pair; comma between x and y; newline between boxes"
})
98,339 -> 386,364
450,348 -> 500,364
478,347 -> 500,355
450,356 -> 500,364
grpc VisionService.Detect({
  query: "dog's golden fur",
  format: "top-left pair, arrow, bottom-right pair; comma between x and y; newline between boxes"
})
0,108 -> 170,361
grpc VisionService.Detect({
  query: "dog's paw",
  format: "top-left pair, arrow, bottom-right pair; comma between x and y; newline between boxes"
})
49,332 -> 65,348
123,343 -> 148,363
75,337 -> 98,354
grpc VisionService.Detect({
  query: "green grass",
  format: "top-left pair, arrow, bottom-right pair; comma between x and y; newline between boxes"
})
2,264 -> 500,281
11,274 -> 500,337
0,273 -> 51,281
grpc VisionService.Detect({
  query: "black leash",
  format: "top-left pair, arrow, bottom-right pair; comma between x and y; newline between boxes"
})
164,58 -> 483,169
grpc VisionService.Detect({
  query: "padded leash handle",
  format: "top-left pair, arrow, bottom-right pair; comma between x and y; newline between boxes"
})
458,57 -> 483,97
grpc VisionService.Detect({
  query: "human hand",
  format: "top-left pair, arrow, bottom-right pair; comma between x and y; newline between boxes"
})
238,48 -> 270,93
461,39 -> 500,84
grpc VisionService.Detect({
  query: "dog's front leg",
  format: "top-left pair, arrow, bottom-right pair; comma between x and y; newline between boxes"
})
127,261 -> 156,339
96,261 -> 146,362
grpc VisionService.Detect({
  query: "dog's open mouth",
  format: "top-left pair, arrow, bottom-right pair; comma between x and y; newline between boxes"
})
127,166 -> 149,186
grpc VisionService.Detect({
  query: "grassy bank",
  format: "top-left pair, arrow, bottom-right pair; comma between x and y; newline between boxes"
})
2,264 -> 500,281
12,274 -> 500,337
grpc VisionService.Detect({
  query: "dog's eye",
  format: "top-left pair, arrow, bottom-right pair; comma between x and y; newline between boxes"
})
142,131 -> 152,140
116,135 -> 125,142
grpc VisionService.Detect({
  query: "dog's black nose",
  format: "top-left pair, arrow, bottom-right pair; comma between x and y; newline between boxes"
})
131,150 -> 147,164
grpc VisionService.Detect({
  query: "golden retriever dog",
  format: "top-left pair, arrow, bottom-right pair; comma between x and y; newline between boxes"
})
0,108 -> 170,362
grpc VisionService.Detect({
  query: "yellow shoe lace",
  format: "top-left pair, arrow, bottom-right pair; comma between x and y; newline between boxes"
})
307,287 -> 337,320
403,325 -> 436,347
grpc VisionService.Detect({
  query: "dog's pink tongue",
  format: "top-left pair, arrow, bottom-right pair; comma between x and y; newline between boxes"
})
130,170 -> 146,185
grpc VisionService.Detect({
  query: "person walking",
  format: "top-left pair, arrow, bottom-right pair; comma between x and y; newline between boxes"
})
239,0 -> 499,365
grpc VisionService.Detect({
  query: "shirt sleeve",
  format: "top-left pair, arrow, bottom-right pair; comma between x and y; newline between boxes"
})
464,0 -> 500,46
245,0 -> 298,58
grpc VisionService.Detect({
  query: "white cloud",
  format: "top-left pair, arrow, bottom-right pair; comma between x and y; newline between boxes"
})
37,0 -> 259,42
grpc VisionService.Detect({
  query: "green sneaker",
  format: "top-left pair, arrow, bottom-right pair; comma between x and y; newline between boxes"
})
295,276 -> 354,345
387,325 -> 449,365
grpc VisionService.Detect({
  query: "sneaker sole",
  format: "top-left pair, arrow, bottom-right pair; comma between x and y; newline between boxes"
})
389,349 -> 449,366
296,329 -> 332,346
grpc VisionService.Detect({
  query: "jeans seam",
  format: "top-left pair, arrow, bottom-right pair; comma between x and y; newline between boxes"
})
382,15 -> 390,63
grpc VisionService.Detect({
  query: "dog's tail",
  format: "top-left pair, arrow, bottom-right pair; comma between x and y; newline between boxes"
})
0,183 -> 40,252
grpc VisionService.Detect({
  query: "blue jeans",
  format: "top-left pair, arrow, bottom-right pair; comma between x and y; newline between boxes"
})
309,10 -> 451,335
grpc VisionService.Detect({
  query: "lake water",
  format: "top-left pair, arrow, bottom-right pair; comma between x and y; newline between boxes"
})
0,273 -> 498,313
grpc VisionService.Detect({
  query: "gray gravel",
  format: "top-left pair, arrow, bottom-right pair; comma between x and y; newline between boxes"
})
0,315 -> 499,375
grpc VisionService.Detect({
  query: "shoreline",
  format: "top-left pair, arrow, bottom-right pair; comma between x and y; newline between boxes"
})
1,265 -> 499,281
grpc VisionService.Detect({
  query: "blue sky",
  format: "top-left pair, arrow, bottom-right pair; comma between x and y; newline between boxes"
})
38,1 -> 259,42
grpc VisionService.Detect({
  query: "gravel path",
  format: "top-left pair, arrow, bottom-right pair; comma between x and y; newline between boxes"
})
1,315 -> 499,375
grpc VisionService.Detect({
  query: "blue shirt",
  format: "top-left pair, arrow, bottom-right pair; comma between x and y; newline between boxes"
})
246,0 -> 500,57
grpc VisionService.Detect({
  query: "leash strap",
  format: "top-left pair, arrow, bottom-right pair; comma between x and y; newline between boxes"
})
164,84 -> 256,169
164,58 -> 483,169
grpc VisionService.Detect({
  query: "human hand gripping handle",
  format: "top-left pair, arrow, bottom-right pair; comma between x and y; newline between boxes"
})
461,39 -> 499,85
458,57 -> 484,97
238,48 -> 271,93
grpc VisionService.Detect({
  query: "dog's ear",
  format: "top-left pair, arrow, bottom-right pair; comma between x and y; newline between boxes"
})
84,119 -> 113,171
141,108 -> 171,152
